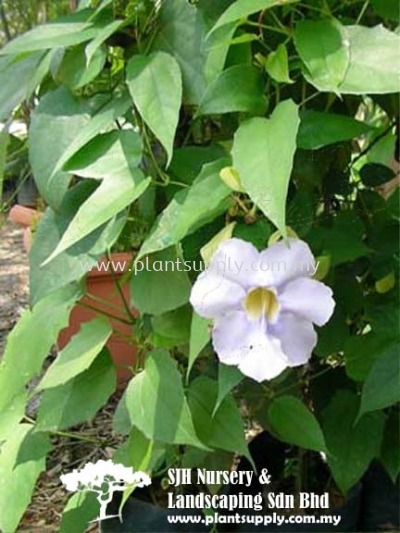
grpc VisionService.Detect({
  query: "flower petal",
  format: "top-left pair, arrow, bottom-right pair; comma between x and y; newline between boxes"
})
190,271 -> 245,318
279,277 -> 335,326
212,310 -> 289,382
258,238 -> 315,288
209,238 -> 265,289
271,312 -> 317,366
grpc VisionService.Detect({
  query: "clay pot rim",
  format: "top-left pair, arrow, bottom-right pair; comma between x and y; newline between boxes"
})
9,205 -> 41,228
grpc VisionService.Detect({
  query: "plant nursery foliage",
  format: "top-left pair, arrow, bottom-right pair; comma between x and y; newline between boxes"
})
0,0 -> 399,531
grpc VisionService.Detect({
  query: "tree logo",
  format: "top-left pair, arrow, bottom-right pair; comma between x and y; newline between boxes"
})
60,459 -> 151,521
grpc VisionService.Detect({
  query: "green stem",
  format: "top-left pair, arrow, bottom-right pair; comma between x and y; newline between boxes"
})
299,90 -> 320,108
23,417 -> 106,446
297,2 -> 331,16
350,120 -> 395,169
51,430 -> 105,446
153,179 -> 188,188
85,292 -> 131,314
246,20 -> 290,36
77,300 -> 133,326
356,0 -> 370,24
106,250 -> 137,323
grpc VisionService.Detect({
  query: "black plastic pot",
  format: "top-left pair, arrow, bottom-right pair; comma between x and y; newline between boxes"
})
100,495 -> 208,533
359,460 -> 399,532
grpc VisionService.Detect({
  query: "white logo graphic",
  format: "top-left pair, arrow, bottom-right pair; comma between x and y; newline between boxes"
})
60,459 -> 151,521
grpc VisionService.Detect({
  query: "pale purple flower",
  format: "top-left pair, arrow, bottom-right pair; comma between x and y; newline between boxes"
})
190,238 -> 335,382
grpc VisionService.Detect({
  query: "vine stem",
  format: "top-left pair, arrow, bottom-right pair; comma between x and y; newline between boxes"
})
277,366 -> 333,396
106,250 -> 137,323
356,0 -> 370,24
23,417 -> 106,446
349,120 -> 396,169
76,300 -> 132,326
246,20 -> 290,36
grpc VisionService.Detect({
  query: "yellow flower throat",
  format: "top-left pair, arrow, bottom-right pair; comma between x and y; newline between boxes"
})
244,287 -> 279,321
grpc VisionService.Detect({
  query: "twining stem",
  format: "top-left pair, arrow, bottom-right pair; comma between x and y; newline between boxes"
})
246,20 -> 290,36
23,417 -> 106,446
232,195 -> 250,214
77,300 -> 133,326
277,366 -> 333,396
349,120 -> 396,169
356,0 -> 370,24
85,292 -> 131,314
106,250 -> 137,323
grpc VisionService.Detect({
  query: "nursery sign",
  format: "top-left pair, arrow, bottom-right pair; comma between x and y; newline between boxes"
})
166,467 -> 341,529
167,467 -> 329,510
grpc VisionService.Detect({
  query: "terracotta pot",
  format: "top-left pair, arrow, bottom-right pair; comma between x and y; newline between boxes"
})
9,205 -> 41,252
9,205 -> 138,385
58,253 -> 138,385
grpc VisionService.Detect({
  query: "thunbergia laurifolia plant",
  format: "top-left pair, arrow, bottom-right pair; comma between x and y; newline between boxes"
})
0,0 -> 399,531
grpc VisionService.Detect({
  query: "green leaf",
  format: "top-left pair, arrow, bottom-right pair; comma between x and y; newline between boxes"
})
298,111 -> 372,150
200,221 -> 237,265
360,162 -> 396,187
0,22 -> 100,55
0,53 -> 43,120
153,0 -> 207,105
50,90 -> 132,179
85,19 -> 124,64
233,219 -> 273,250
187,313 -> 211,377
0,392 -> 27,441
170,145 -> 227,184
232,99 -> 300,235
0,128 -> 9,201
56,43 -> 106,89
127,51 -> 182,164
294,18 -> 350,92
151,305 -> 192,348
322,390 -> 385,493
36,349 -> 116,431
380,411 -> 400,483
315,306 -> 349,358
118,349 -> 205,448
264,43 -> 293,84
371,0 -> 400,21
214,364 -> 244,416
188,377 -> 249,459
268,395 -> 327,452
131,247 -> 191,315
43,131 -> 150,263
113,427 -> 163,472
137,159 -> 231,259
0,286 -> 81,413
0,425 -> 49,533
29,182 -> 126,305
338,25 -> 400,94
204,23 -> 236,84
344,333 -> 398,381
359,343 -> 400,416
209,0 -> 298,35
29,87 -> 91,210
197,65 -> 266,116
308,211 -> 371,266
36,317 -> 112,391
60,492 -> 99,533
